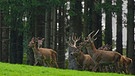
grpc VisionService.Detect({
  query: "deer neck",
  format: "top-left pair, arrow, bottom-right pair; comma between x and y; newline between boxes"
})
90,42 -> 97,52
77,51 -> 85,64
86,42 -> 97,55
79,51 -> 85,59
32,45 -> 40,57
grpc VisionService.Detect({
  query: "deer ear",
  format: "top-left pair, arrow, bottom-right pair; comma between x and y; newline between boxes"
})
33,37 -> 38,42
42,38 -> 45,41
31,37 -> 35,41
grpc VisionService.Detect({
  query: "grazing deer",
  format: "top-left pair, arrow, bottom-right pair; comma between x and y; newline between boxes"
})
68,34 -> 95,71
28,37 -> 58,68
80,30 -> 121,72
119,55 -> 132,74
98,44 -> 118,72
98,44 -> 133,73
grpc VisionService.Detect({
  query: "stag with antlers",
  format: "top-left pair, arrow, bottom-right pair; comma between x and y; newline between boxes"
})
80,30 -> 121,72
68,34 -> 95,71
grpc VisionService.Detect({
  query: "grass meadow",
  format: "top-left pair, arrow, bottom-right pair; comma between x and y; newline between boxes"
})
0,62 -> 132,76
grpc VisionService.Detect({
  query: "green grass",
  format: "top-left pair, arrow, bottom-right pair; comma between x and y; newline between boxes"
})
0,62 -> 131,76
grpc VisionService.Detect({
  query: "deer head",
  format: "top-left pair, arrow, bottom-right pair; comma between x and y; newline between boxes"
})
81,30 -> 99,47
37,37 -> 45,48
88,30 -> 99,42
28,37 -> 45,48
28,37 -> 38,48
68,33 -> 81,57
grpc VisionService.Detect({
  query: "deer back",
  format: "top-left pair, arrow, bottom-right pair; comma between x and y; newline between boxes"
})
38,48 -> 53,58
50,49 -> 58,61
93,50 -> 121,63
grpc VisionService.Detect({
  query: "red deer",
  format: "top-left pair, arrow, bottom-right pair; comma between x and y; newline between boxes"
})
28,37 -> 58,68
98,44 -> 133,73
80,30 -> 121,72
98,44 -> 120,72
68,34 -> 95,71
119,55 -> 132,74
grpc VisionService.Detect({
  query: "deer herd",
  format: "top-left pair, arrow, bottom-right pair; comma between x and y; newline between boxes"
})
28,30 -> 132,74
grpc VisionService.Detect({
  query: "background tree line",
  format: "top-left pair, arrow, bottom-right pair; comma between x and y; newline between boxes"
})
0,0 -> 134,74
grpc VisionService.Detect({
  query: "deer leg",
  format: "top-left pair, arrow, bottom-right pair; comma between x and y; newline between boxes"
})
124,66 -> 129,74
89,65 -> 93,71
42,59 -> 47,67
44,60 -> 50,67
34,60 -> 38,66
49,58 -> 53,67
114,62 -> 121,73
82,65 -> 86,70
92,64 -> 98,72
52,59 -> 58,68
47,57 -> 52,67
40,56 -> 46,67
48,58 -> 53,67
54,61 -> 58,68
120,65 -> 127,74
34,62 -> 38,66
98,64 -> 104,72
51,59 -> 56,67
109,65 -> 113,72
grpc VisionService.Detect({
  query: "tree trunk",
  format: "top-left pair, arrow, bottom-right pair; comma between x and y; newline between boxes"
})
57,6 -> 65,68
116,0 -> 123,54
26,9 -> 36,65
104,0 -> 112,47
83,0 -> 89,37
10,29 -> 23,64
70,0 -> 82,36
10,30 -> 17,63
87,0 -> 102,48
1,27 -> 10,62
16,34 -> 23,64
0,10 -> 2,61
68,0 -> 82,70
1,11 -> 9,62
91,0 -> 102,48
127,0 -> 135,74
36,7 -> 45,38
52,7 -> 57,50
45,10 -> 51,48
88,0 -> 94,32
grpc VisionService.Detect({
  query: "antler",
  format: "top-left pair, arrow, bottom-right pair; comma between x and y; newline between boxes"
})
68,33 -> 80,48
72,33 -> 80,46
31,37 -> 38,42
88,31 -> 94,37
92,30 -> 99,39
88,30 -> 99,41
